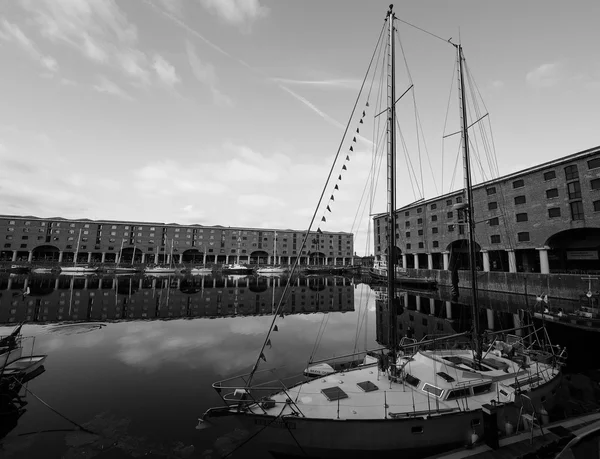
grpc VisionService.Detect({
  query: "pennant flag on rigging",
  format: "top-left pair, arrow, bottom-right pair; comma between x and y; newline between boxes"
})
334,184 -> 339,190
350,146 -> 353,152
342,165 -> 347,170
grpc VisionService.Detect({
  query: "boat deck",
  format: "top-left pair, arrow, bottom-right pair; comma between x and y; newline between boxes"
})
250,350 -> 558,420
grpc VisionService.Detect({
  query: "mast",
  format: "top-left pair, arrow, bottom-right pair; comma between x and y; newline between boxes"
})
386,4 -> 397,359
74,229 -> 82,266
457,45 -> 482,361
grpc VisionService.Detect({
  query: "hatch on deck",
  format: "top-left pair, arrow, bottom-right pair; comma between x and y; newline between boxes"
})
321,386 -> 349,401
357,381 -> 378,392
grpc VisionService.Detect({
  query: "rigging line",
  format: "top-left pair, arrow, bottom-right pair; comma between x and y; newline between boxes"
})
396,116 -> 421,199
463,68 -> 492,184
351,127 -> 387,233
442,58 -> 458,194
248,19 -> 388,386
394,16 -> 454,46
464,62 -> 498,179
448,141 -> 462,192
394,28 -> 426,200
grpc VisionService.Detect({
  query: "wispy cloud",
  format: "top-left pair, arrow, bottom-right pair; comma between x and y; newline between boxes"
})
526,62 -> 562,89
0,19 -> 59,74
93,75 -> 134,101
19,0 -> 180,92
152,54 -> 180,88
185,40 -> 232,106
199,0 -> 269,31
272,78 -> 361,91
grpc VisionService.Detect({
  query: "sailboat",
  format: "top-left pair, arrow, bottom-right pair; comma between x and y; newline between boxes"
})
256,231 -> 288,275
109,240 -> 140,274
200,6 -> 564,458
144,239 -> 179,275
60,229 -> 98,274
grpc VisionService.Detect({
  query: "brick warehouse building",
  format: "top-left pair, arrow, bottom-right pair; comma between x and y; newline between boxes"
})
373,145 -> 600,276
0,216 -> 354,266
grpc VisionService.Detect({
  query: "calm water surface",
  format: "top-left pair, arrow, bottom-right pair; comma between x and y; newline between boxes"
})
0,273 -> 597,458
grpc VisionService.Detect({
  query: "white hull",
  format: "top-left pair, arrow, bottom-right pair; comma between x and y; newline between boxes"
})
32,268 -> 54,274
0,347 -> 23,368
1,355 -> 47,377
256,267 -> 288,274
60,266 -> 98,274
190,268 -> 213,275
145,267 -> 178,274
111,267 -> 139,273
205,371 -> 560,458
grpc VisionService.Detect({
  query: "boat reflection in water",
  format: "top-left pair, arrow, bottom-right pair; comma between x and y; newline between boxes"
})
0,273 -> 356,324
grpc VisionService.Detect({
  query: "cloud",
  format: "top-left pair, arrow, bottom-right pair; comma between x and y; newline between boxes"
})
490,80 -> 504,89
185,40 -> 232,106
199,0 -> 269,30
272,78 -> 361,91
93,75 -> 134,100
0,19 -> 59,74
18,0 -> 180,92
153,54 -> 180,88
526,62 -> 562,89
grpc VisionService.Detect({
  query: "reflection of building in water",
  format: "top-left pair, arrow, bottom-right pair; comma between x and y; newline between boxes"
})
374,289 -> 524,346
0,275 -> 354,324
375,289 -> 461,346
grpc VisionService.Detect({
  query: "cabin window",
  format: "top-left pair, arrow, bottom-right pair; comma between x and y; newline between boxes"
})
321,387 -> 348,401
405,374 -> 420,387
357,381 -> 378,392
411,426 -> 424,434
422,384 -> 443,397
436,372 -> 455,383
447,388 -> 470,400
543,170 -> 556,180
473,383 -> 492,395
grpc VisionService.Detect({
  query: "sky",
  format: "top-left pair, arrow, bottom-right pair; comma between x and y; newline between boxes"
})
0,0 -> 599,256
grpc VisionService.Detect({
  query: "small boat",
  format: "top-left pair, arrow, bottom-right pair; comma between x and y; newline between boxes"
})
222,263 -> 254,274
1,355 -> 47,377
369,260 -> 437,289
190,266 -> 213,275
256,266 -> 288,275
110,266 -> 140,274
145,266 -> 178,274
60,266 -> 99,274
31,267 -> 56,274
